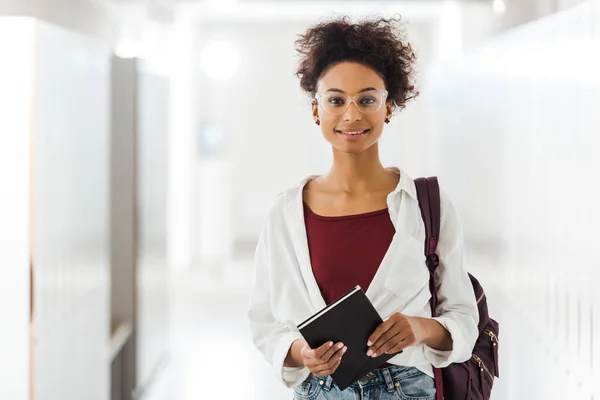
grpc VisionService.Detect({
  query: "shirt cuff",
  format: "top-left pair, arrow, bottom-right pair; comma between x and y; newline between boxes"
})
423,315 -> 473,368
273,331 -> 310,388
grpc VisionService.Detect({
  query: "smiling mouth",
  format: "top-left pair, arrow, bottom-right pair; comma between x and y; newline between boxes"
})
335,129 -> 370,135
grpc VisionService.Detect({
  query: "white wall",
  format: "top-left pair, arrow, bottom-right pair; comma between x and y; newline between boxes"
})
0,0 -> 172,48
0,0 -> 120,46
0,16 -> 113,400
422,1 -> 600,398
0,0 -> 114,37
31,18 -> 112,400
458,0 -> 592,49
495,0 -> 591,31
136,62 -> 171,394
0,17 -> 35,400
557,0 -> 590,9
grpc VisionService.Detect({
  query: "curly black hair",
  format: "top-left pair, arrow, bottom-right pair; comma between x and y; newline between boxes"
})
295,15 -> 419,112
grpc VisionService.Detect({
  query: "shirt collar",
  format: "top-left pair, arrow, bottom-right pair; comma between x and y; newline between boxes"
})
296,166 -> 418,202
387,167 -> 418,202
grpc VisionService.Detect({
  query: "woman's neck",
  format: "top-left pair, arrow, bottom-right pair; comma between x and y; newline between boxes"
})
325,145 -> 392,194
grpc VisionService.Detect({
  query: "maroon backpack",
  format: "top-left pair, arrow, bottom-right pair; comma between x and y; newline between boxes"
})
415,177 -> 499,400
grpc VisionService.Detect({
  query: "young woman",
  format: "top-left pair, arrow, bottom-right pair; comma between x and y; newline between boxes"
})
248,16 -> 479,400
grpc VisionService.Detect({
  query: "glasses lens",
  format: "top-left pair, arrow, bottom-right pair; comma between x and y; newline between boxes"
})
356,92 -> 384,114
320,91 -> 385,115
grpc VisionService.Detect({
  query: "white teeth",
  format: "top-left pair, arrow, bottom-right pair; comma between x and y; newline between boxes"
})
339,130 -> 366,135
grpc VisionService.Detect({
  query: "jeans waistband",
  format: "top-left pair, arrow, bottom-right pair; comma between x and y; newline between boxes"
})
321,365 -> 423,391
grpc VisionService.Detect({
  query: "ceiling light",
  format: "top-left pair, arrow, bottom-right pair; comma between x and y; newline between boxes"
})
200,40 -> 240,80
493,0 -> 506,14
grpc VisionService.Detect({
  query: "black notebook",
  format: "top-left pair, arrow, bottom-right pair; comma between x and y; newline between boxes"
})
297,286 -> 401,391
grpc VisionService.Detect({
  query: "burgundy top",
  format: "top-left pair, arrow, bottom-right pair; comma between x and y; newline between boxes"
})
303,202 -> 395,305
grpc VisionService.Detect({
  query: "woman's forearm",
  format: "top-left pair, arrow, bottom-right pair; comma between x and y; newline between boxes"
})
415,317 -> 453,351
284,339 -> 306,367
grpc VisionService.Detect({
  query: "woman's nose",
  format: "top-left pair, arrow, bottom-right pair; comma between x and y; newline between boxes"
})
342,100 -> 362,121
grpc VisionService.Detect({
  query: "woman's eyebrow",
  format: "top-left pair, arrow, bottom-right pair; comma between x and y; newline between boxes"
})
325,87 -> 378,93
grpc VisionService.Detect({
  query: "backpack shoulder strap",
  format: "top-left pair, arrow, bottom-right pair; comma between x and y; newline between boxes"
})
414,177 -> 441,263
414,176 -> 442,312
414,176 -> 445,400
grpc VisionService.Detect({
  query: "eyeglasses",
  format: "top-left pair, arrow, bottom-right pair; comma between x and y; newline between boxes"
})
314,90 -> 389,115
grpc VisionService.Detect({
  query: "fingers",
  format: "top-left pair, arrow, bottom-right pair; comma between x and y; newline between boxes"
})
383,332 -> 416,356
368,327 -> 401,357
312,346 -> 347,376
320,342 -> 344,363
301,341 -> 332,360
314,341 -> 335,359
308,344 -> 345,369
302,341 -> 343,362
313,354 -> 343,376
385,335 -> 415,355
367,318 -> 396,348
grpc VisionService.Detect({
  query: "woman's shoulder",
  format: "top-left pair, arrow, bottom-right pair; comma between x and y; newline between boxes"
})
275,174 -> 320,202
262,174 -> 317,221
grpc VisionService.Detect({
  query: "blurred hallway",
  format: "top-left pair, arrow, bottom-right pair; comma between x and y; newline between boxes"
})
144,260 -> 257,400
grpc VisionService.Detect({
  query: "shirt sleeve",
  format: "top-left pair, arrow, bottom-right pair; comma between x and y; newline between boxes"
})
422,187 -> 480,368
247,207 -> 310,388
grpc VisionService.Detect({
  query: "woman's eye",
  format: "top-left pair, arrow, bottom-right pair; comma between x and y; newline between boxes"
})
328,97 -> 345,105
360,97 -> 376,105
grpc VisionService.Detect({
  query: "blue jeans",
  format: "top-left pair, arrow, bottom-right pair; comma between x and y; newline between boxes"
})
292,366 -> 436,400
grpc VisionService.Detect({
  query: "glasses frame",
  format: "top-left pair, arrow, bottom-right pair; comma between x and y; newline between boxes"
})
313,89 -> 389,115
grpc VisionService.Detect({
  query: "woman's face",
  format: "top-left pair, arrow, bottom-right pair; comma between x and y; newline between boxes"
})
312,62 -> 392,155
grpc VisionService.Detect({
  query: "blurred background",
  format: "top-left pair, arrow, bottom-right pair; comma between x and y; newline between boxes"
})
1,0 -> 599,399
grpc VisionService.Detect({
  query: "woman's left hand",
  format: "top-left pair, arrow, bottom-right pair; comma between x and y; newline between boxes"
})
366,313 -> 426,357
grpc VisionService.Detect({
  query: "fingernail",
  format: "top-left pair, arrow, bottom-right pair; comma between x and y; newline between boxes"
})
342,347 -> 347,353
371,352 -> 377,358
329,342 -> 333,347
338,343 -> 344,349
367,341 -> 372,346
366,350 -> 373,356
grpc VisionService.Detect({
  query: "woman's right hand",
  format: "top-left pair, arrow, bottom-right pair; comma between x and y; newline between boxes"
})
300,341 -> 347,377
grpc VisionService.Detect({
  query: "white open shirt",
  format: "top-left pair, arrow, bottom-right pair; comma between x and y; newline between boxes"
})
247,167 -> 479,388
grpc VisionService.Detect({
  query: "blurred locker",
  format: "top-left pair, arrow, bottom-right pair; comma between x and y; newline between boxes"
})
30,19 -> 111,400
109,56 -> 170,400
135,60 -> 170,399
110,55 -> 138,400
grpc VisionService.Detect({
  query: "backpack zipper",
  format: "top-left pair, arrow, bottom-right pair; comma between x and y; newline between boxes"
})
472,354 -> 494,381
484,329 -> 498,345
484,328 -> 499,377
